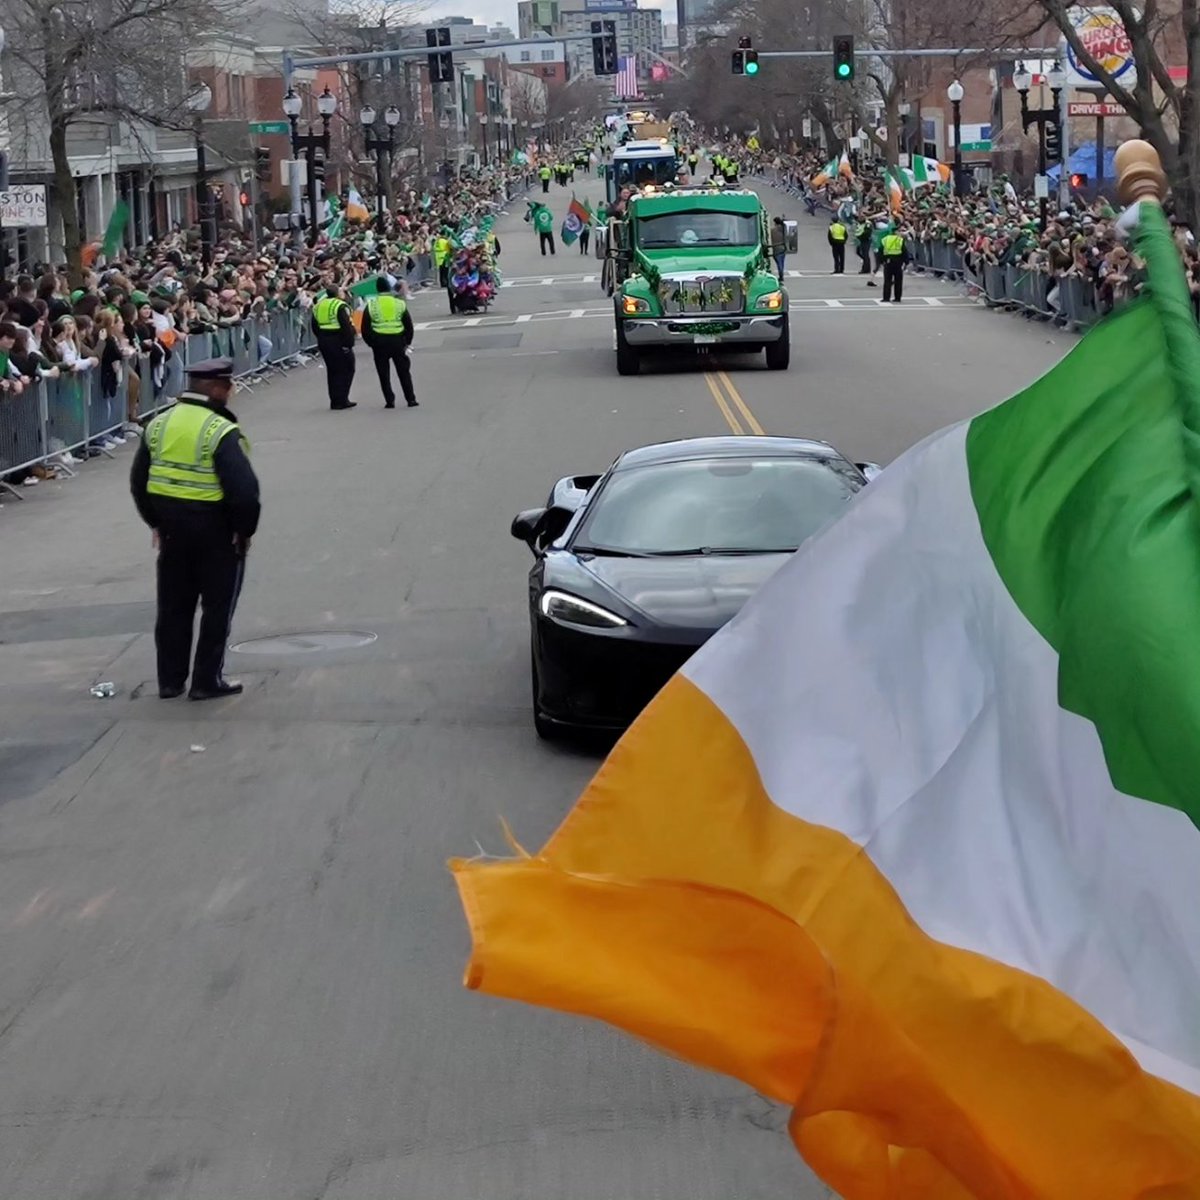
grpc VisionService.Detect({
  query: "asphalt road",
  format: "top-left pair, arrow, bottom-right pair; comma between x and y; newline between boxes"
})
0,168 -> 1070,1200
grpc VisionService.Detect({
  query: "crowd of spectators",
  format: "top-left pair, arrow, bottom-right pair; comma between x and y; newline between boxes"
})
0,160 -> 532,489
730,140 -> 1200,321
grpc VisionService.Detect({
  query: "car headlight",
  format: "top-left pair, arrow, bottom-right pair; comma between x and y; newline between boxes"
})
755,290 -> 785,311
539,589 -> 628,628
622,294 -> 651,315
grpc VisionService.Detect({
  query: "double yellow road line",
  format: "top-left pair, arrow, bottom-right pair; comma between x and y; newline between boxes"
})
704,370 -> 766,436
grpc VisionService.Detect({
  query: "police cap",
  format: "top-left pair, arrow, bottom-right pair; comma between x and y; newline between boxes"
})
186,357 -> 235,381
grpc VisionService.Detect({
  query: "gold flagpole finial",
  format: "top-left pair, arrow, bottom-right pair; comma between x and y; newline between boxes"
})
1114,140 -> 1168,207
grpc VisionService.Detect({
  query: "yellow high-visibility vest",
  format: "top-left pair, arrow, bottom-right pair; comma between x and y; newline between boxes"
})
829,222 -> 848,241
882,233 -> 905,257
314,296 -> 347,330
144,401 -> 238,503
365,294 -> 407,334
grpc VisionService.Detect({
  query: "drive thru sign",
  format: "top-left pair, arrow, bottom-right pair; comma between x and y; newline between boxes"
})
0,185 -> 48,227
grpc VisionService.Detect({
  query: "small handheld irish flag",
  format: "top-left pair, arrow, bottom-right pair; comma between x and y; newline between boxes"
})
453,141 -> 1200,1198
560,196 -> 592,244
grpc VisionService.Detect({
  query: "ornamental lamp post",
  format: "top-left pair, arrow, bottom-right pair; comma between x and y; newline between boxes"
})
1014,60 -> 1066,231
186,83 -> 214,271
946,78 -> 965,196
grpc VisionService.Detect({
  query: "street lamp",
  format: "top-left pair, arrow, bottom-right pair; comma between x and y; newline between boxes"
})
283,85 -> 337,246
1014,60 -> 1065,231
186,83 -> 213,270
360,102 -> 399,232
946,78 -> 965,197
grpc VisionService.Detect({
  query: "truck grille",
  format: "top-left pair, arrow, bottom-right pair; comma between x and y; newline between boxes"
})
657,276 -> 745,316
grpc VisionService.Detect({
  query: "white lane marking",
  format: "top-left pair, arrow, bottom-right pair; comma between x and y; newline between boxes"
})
822,299 -> 841,308
515,313 -> 533,323
462,317 -> 483,327
583,274 -> 597,282
513,350 -> 561,356
924,297 -> 945,306
540,277 -> 555,285
568,309 -> 586,318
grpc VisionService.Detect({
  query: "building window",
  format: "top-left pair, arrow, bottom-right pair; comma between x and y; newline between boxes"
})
540,48 -> 554,60
520,50 -> 531,61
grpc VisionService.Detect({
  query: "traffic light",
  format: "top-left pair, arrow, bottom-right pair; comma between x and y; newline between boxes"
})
426,27 -> 453,84
239,190 -> 251,207
312,154 -> 326,184
254,147 -> 270,182
733,35 -> 758,76
833,34 -> 855,81
1069,172 -> 1089,189
731,49 -> 745,74
1044,119 -> 1063,165
591,19 -> 617,75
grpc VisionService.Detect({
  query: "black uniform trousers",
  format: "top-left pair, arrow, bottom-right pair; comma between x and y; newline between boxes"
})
541,178 -> 550,193
857,239 -> 872,273
539,231 -> 556,255
318,335 -> 356,408
830,241 -> 846,273
372,336 -> 416,406
882,256 -> 905,302
156,524 -> 244,692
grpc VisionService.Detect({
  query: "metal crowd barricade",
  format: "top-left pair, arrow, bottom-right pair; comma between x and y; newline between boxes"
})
0,384 -> 49,498
1,309 -> 319,501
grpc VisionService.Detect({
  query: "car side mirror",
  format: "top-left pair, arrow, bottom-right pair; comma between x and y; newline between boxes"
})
511,507 -> 547,549
856,462 -> 884,483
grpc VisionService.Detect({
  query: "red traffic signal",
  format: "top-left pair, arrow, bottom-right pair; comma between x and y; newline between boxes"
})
239,190 -> 251,206
1069,173 -> 1089,189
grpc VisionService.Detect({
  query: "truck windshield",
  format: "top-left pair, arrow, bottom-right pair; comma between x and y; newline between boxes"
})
613,157 -> 677,189
636,210 -> 759,249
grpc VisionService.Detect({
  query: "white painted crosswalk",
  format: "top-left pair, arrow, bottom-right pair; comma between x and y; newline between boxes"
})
414,294 -> 977,332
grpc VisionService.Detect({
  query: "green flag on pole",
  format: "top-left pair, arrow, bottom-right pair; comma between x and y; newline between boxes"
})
101,200 -> 130,260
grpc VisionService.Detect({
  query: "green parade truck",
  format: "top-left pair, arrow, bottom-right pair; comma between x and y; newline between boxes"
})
604,184 -> 791,376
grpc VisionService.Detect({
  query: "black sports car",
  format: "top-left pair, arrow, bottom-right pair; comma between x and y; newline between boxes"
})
512,435 -> 881,738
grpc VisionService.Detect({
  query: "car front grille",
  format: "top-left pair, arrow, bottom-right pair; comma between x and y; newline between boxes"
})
657,276 -> 745,316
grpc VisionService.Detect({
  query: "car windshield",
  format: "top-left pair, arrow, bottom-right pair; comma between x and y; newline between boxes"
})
575,456 -> 861,556
636,210 -> 758,248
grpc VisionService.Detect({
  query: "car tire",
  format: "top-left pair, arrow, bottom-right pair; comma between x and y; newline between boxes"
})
615,320 -> 640,376
765,316 -> 790,370
531,645 -> 558,741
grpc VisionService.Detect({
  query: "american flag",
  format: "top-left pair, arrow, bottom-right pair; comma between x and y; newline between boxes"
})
614,55 -> 639,99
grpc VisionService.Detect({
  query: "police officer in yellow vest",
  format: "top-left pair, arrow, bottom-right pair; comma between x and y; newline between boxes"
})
433,233 -> 453,287
881,227 -> 909,303
539,163 -> 552,194
828,216 -> 849,274
311,285 -> 357,410
130,358 -> 261,701
360,276 -> 417,409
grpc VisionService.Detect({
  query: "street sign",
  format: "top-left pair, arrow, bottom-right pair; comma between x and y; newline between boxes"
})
959,140 -> 992,152
1068,100 -> 1127,116
0,185 -> 47,227
283,158 -> 307,185
251,120 -> 291,135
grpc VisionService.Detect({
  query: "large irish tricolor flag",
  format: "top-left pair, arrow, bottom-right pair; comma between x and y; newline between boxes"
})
452,196 -> 1200,1196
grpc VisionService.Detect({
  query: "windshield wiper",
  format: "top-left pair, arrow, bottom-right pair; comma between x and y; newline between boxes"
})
574,545 -> 653,558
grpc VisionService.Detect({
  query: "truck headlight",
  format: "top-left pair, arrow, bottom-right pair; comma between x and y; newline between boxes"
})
539,589 -> 628,628
755,290 -> 785,311
622,295 -> 651,315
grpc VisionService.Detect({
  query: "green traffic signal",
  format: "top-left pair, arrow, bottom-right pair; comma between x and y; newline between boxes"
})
745,58 -> 759,76
836,62 -> 851,78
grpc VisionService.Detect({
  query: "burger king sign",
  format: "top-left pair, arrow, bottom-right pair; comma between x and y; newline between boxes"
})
1065,6 -> 1136,87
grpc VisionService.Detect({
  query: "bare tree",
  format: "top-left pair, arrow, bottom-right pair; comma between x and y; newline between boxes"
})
509,69 -> 548,147
1,0 -> 242,279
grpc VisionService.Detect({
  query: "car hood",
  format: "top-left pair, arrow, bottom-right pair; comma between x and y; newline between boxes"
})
635,248 -> 758,278
580,552 -> 791,630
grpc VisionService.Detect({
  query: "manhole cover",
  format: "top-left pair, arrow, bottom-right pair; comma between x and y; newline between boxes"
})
230,631 -> 377,655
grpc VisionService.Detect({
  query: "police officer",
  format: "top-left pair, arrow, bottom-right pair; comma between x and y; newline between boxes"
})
855,217 -> 872,275
881,227 -> 909,303
361,276 -> 417,409
828,216 -> 848,274
311,284 -> 357,409
539,162 -> 552,193
130,358 -> 260,701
